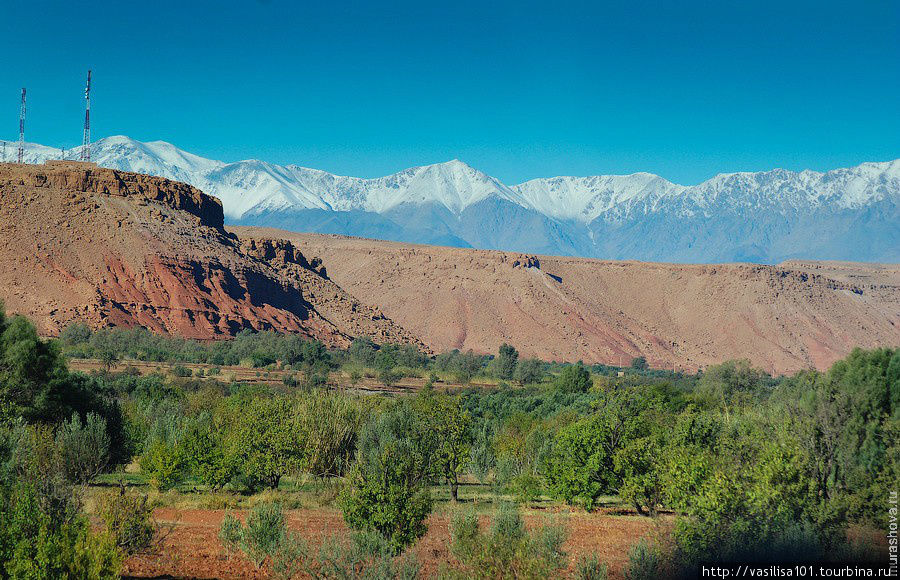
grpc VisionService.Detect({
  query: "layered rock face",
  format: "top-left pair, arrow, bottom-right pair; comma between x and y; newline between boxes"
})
0,161 -> 422,348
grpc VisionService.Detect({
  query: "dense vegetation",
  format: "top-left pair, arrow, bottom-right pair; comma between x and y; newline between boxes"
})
1,311 -> 897,578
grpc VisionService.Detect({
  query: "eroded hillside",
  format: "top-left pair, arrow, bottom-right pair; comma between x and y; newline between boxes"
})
235,227 -> 900,374
0,161 -> 422,348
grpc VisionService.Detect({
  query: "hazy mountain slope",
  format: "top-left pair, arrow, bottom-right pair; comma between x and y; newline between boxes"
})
3,137 -> 897,262
235,227 -> 900,374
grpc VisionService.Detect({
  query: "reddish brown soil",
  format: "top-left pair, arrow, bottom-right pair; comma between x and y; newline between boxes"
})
235,228 -> 900,374
122,507 -> 656,579
0,161 -> 421,348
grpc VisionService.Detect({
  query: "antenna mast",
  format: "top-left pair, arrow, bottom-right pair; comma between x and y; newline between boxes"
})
81,70 -> 91,162
18,88 -> 26,163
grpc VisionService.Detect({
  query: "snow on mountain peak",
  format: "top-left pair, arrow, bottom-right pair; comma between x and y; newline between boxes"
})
3,137 -> 897,228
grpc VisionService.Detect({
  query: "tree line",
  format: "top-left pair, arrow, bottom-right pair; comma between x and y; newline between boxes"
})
2,306 -> 897,578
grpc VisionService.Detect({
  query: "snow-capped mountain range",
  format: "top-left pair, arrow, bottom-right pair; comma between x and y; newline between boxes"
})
3,136 -> 898,263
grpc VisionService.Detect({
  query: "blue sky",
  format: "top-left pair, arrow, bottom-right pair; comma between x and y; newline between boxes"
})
2,0 -> 898,184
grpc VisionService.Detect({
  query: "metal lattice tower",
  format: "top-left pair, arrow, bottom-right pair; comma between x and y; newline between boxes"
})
81,70 -> 91,162
18,88 -> 26,163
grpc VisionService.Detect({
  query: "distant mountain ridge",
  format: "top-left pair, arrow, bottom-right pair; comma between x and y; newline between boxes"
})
3,136 -> 898,263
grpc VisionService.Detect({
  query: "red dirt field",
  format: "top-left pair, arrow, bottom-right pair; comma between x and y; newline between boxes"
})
121,507 -> 658,579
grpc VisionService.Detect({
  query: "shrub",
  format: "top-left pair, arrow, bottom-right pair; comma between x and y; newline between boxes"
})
1,422 -> 121,578
2,507 -> 121,579
296,391 -> 361,477
220,504 -> 420,580
96,488 -> 156,554
623,539 -> 661,580
630,357 -> 649,371
508,473 -> 543,504
56,412 -> 110,484
171,365 -> 191,378
220,502 -> 286,568
140,425 -> 186,492
576,554 -> 608,580
378,368 -> 402,387
449,503 -> 568,579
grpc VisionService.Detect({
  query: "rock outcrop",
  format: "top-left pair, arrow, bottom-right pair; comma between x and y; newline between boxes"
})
0,161 -> 423,348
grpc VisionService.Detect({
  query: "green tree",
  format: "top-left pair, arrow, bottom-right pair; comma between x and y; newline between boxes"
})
514,358 -> 545,384
349,336 -> 378,366
181,410 -> 237,490
553,363 -> 591,393
630,357 -> 648,371
417,393 -> 473,501
339,412 -> 432,553
544,387 -> 661,509
495,343 -> 520,380
227,397 -> 305,490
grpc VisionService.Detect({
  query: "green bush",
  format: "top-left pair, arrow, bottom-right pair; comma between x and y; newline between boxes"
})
0,421 -> 121,578
140,434 -> 185,491
448,503 -> 568,579
56,412 -> 110,484
2,507 -> 121,579
623,539 -> 661,580
220,502 -> 286,568
96,488 -> 156,554
220,504 -> 420,580
576,554 -> 608,580
171,364 -> 191,377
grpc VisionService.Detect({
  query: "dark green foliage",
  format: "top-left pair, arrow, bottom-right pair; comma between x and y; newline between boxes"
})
630,356 -> 648,371
514,357 -> 545,384
56,412 -> 110,484
0,420 -> 121,578
172,364 -> 192,377
553,363 -> 592,393
448,503 -> 568,579
495,343 -> 519,380
340,406 -> 433,553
